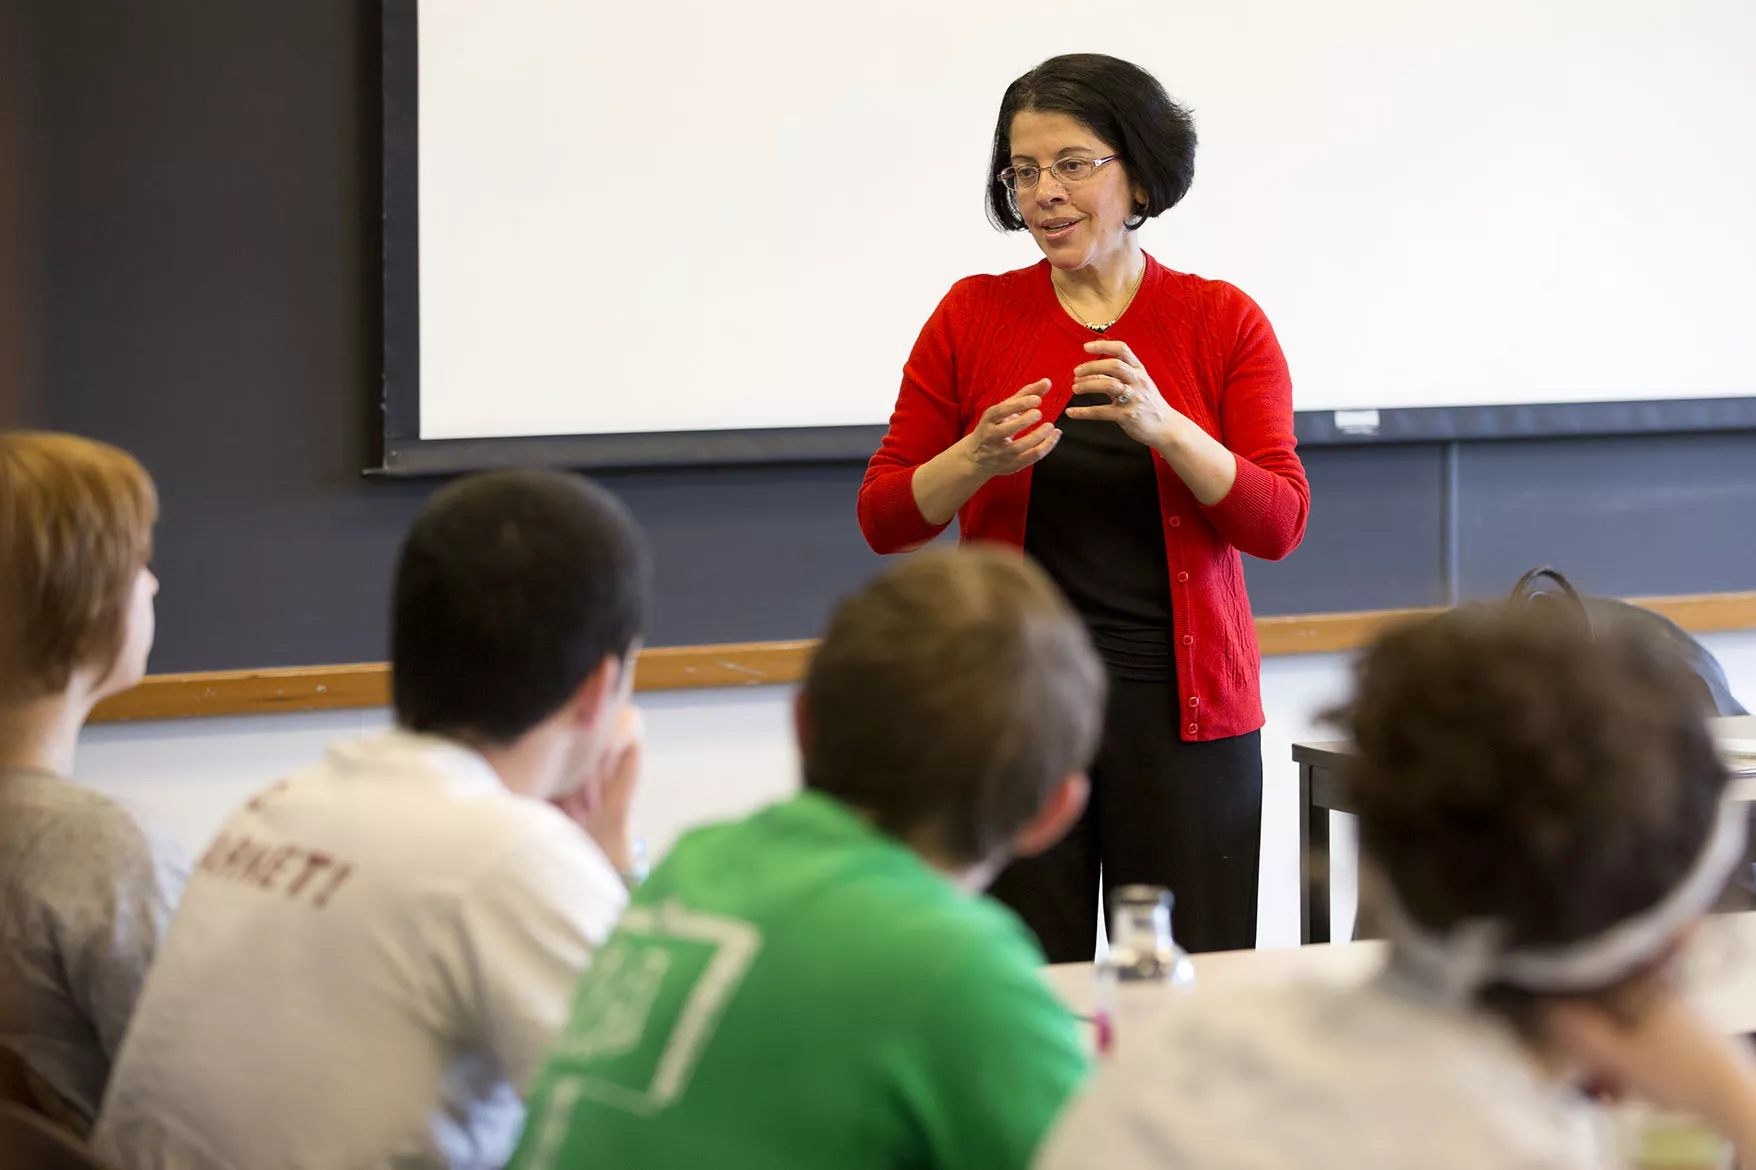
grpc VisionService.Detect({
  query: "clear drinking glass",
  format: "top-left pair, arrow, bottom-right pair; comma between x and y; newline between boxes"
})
1094,885 -> 1194,1056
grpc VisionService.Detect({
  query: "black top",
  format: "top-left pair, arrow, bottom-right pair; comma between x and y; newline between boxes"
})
1024,392 -> 1173,681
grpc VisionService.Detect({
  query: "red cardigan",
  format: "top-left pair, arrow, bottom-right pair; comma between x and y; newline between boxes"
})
858,255 -> 1309,741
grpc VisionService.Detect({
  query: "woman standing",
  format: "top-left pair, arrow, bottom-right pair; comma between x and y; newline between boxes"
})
857,54 -> 1308,959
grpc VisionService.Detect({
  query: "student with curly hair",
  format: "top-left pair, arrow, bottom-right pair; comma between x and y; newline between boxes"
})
1040,603 -> 1756,1170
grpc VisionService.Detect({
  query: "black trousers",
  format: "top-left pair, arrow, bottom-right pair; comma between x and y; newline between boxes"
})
989,676 -> 1263,961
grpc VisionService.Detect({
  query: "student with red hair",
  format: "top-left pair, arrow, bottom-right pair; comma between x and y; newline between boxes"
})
0,432 -> 187,1134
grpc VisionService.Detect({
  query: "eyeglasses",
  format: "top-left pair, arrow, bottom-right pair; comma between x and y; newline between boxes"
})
997,155 -> 1121,192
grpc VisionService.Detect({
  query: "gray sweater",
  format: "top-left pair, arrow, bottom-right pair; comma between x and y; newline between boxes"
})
0,768 -> 187,1125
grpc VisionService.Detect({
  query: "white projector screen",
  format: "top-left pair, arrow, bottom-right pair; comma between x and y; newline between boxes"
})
383,0 -> 1756,469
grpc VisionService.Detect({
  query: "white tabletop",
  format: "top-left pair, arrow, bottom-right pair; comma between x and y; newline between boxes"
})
1722,715 -> 1756,775
1301,719 -> 1756,806
1720,715 -> 1756,752
1046,910 -> 1756,1033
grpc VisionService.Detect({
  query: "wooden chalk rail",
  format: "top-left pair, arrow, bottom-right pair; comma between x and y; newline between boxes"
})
88,591 -> 1756,724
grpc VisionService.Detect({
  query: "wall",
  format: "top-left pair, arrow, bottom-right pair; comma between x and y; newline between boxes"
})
19,0 -> 1756,678
73,630 -> 1756,950
23,0 -> 1756,943
0,0 -> 31,426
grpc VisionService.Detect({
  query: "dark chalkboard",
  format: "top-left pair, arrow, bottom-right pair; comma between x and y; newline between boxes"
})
19,0 -> 1756,674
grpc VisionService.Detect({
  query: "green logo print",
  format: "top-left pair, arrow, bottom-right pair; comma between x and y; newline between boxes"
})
542,902 -> 762,1122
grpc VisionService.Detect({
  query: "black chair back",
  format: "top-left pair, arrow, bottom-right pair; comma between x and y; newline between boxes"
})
1509,566 -> 1747,718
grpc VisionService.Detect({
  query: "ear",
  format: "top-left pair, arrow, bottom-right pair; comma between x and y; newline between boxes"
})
1013,773 -> 1089,859
564,652 -> 625,731
792,690 -> 814,757
87,566 -> 160,704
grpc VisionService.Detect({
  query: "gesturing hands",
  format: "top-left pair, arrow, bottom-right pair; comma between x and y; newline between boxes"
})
959,379 -> 1061,480
1065,339 -> 1190,451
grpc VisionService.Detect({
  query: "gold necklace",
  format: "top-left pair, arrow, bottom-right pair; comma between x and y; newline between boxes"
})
1052,265 -> 1146,333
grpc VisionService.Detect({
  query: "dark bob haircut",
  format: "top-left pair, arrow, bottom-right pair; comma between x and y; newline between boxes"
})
392,469 -> 650,746
987,53 -> 1197,233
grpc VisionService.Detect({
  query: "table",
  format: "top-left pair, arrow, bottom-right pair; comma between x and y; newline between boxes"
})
1295,715 -> 1756,944
1047,910 -> 1756,1034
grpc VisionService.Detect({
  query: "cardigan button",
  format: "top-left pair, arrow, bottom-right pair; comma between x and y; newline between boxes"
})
1188,696 -> 1199,708
1176,571 -> 1189,583
1168,516 -> 1182,528
1181,635 -> 1194,647
1187,723 -> 1199,736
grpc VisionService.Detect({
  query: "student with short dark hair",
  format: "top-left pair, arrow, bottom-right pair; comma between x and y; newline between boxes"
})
507,546 -> 1105,1170
0,433 -> 187,1133
1040,603 -> 1756,1170
95,469 -> 652,1170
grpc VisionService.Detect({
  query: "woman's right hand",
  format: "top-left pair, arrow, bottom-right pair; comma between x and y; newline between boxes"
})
958,380 -> 1060,479
910,379 -> 1058,530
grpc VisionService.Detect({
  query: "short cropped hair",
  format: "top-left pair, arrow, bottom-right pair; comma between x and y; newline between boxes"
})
0,432 -> 158,702
803,546 -> 1106,865
1331,604 -> 1728,996
391,469 -> 651,746
987,53 -> 1198,233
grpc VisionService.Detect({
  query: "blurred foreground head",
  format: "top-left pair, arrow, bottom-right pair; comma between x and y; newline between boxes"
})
1333,603 -> 1732,1013
391,468 -> 650,748
801,545 -> 1106,870
0,432 -> 159,709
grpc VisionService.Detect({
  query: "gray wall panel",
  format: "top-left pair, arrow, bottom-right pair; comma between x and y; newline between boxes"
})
1456,435 -> 1756,602
1244,444 -> 1447,615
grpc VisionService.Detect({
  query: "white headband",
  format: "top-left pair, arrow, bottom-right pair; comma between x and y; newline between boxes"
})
1376,797 -> 1747,1003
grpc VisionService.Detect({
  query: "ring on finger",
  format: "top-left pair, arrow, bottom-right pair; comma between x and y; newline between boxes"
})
1115,388 -> 1133,406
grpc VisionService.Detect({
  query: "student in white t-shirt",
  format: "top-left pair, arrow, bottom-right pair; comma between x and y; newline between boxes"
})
1040,603 -> 1756,1170
94,470 -> 652,1170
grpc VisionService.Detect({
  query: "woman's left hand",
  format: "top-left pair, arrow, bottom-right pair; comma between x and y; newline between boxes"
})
1066,339 -> 1190,451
